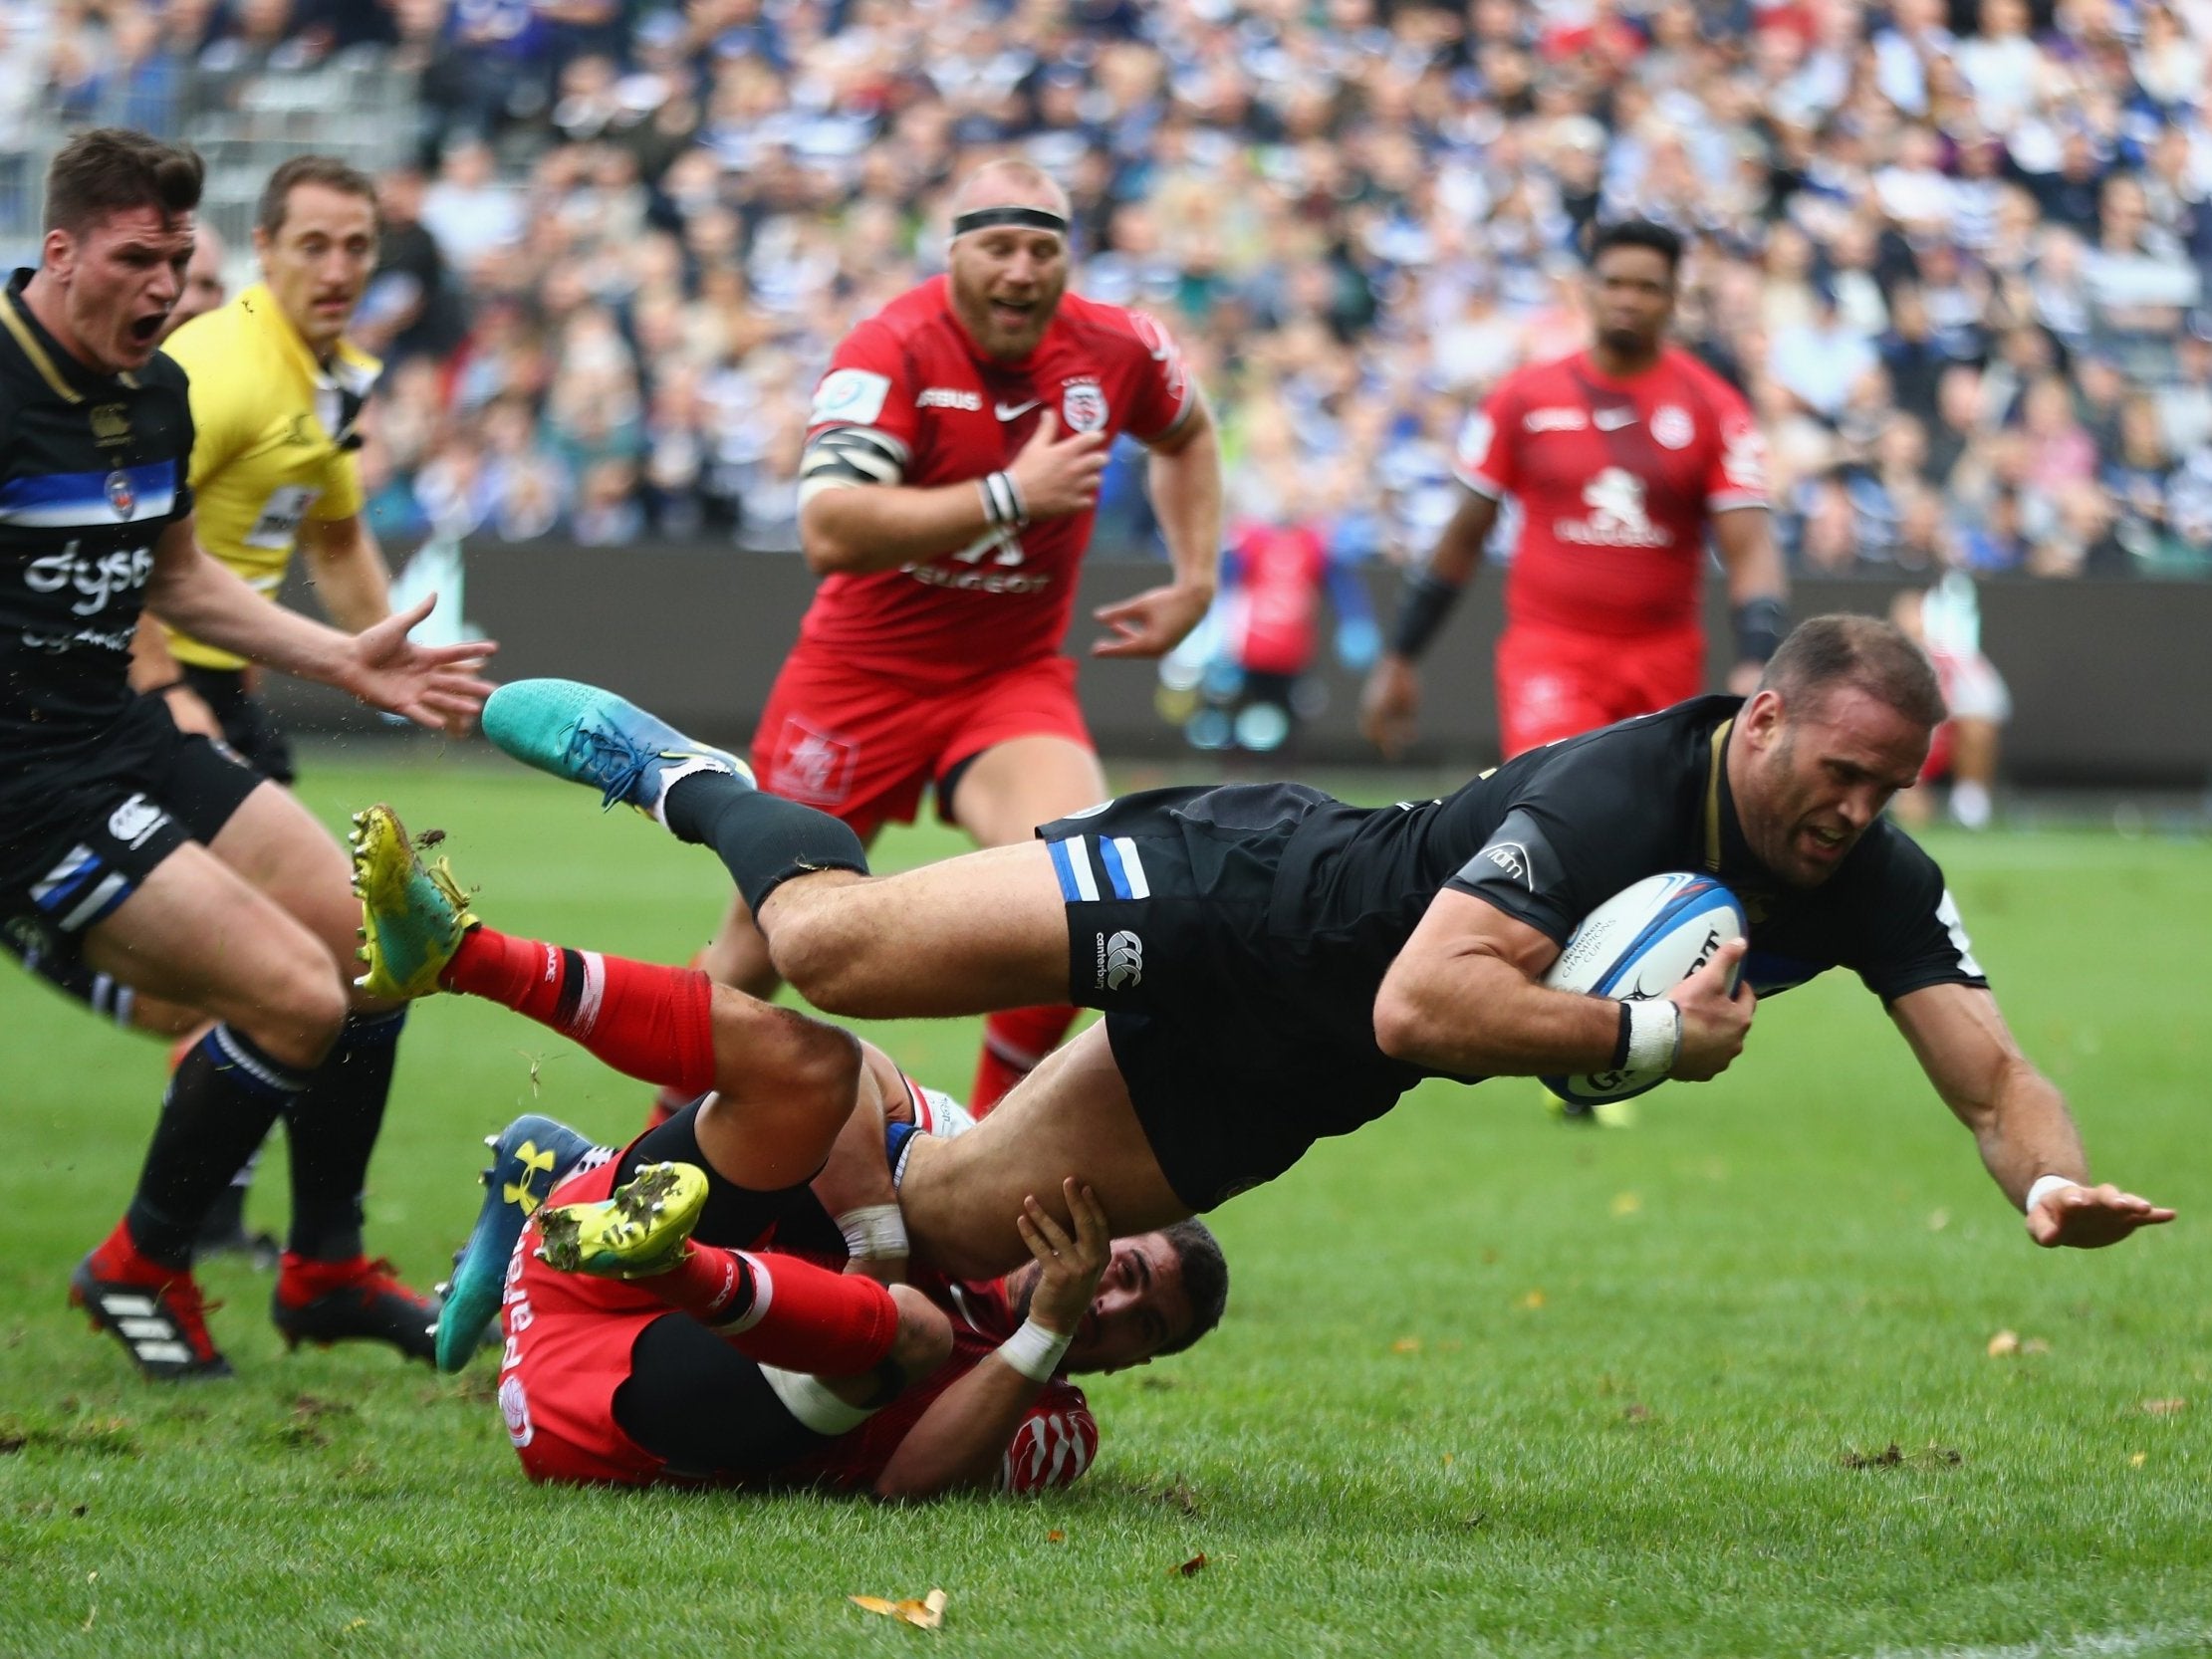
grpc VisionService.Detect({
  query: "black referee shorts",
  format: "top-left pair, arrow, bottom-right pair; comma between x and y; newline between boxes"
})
178,665 -> 297,786
0,696 -> 267,975
1036,784 -> 1410,1213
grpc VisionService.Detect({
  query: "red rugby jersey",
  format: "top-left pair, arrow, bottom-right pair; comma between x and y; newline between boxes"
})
797,274 -> 1192,682
1451,346 -> 1767,638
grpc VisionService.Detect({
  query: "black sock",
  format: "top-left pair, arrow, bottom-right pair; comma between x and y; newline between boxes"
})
617,1096 -> 809,1249
281,1009 -> 406,1260
124,1027 -> 306,1269
660,771 -> 868,914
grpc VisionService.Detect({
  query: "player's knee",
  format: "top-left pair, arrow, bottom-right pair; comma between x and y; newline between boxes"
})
765,906 -> 877,1015
243,957 -> 349,1067
884,1285 -> 954,1384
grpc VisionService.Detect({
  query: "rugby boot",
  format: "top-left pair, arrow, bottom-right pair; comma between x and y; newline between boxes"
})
350,803 -> 477,1000
480,679 -> 746,821
70,1225 -> 233,1381
536,1162 -> 707,1280
435,1113 -> 602,1373
272,1254 -> 439,1364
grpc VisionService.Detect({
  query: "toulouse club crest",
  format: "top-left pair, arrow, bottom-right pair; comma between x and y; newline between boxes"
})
106,470 -> 136,519
1062,379 -> 1108,434
1651,404 -> 1694,450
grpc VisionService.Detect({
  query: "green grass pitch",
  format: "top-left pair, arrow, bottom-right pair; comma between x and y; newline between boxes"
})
1,756 -> 2205,1658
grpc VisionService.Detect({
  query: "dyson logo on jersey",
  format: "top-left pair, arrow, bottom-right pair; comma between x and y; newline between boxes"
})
25,542 -> 156,615
1554,469 -> 1673,548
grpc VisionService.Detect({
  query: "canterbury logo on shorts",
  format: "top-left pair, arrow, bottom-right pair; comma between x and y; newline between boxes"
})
1046,834 -> 1149,903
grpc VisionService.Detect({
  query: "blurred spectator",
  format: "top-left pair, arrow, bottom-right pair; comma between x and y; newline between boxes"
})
20,0 -> 2203,582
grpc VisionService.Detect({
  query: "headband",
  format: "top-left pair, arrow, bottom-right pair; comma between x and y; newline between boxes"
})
949,205 -> 1070,239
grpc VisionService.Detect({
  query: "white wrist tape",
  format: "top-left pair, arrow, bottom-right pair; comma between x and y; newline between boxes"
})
997,1316 -> 1073,1382
2025,1174 -> 2084,1214
836,1202 -> 908,1260
1624,999 -> 1682,1073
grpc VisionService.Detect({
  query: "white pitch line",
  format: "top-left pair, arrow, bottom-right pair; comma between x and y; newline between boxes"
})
1866,1624 -> 2212,1659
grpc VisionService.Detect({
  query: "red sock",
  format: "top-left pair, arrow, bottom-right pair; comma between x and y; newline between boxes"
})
637,1245 -> 897,1374
971,1005 -> 1078,1116
442,928 -> 718,1097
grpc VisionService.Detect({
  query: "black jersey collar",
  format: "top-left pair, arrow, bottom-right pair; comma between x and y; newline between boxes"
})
0,268 -> 144,403
1702,705 -> 1788,913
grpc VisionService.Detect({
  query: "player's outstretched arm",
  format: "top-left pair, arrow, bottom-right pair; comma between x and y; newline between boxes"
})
1360,487 -> 1500,759
1889,983 -> 2175,1248
298,512 -> 393,635
871,1179 -> 1107,1501
143,518 -> 496,728
1094,395 -> 1221,659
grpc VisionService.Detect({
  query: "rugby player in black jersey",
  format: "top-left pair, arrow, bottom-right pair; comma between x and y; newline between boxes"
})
0,129 -> 495,1379
474,613 -> 2168,1283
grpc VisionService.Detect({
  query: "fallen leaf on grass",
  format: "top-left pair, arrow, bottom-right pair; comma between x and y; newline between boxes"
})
1046,1530 -> 1065,1543
1610,1192 -> 1641,1217
1927,1209 -> 1950,1231
850,1589 -> 947,1629
1987,1329 -> 2020,1357
2141,1398 -> 2187,1417
1519,1290 -> 1546,1310
2130,1452 -> 2148,1467
1391,1336 -> 1421,1354
1130,1475 -> 1199,1516
1841,1442 -> 1960,1470
1620,1402 -> 1651,1423
1173,1553 -> 1207,1577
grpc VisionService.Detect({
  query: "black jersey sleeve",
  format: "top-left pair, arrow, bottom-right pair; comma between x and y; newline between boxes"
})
150,355 -> 195,525
1835,825 -> 1991,1001
1440,741 -> 1684,945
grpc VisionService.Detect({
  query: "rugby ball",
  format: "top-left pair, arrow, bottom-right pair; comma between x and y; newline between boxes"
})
1539,872 -> 1747,1106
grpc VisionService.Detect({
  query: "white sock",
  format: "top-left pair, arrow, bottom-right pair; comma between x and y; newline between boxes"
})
1950,781 -> 1992,830
648,756 -> 733,829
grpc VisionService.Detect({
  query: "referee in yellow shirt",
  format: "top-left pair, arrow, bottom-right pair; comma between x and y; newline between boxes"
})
130,154 -> 391,777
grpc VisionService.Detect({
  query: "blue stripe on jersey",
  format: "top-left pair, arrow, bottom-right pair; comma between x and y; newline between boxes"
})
1097,833 -> 1133,900
0,460 -> 177,528
1048,837 -> 1083,902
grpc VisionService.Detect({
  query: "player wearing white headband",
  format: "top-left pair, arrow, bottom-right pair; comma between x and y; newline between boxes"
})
659,159 -> 1224,1129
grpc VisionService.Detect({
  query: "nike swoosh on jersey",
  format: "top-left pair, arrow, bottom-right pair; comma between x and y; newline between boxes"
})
995,400 -> 1039,421
1594,408 -> 1637,430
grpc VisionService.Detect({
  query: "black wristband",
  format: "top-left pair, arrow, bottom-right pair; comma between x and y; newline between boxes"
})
1611,1002 -> 1633,1071
1390,573 -> 1465,661
1733,593 -> 1788,665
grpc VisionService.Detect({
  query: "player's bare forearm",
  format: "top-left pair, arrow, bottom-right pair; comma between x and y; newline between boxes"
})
1889,984 -> 2087,1204
1146,398 -> 1223,604
1425,487 -> 1500,590
143,518 -> 353,687
1713,509 -> 1786,609
302,514 -> 392,634
809,1045 -> 908,1281
126,612 -> 186,691
1375,945 -> 1624,1076
799,482 -> 995,575
871,1355 -> 1047,1500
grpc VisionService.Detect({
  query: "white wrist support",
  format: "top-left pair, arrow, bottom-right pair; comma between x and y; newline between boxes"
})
997,1316 -> 1073,1383
836,1202 -> 908,1260
2025,1174 -> 2084,1215
1624,999 -> 1682,1073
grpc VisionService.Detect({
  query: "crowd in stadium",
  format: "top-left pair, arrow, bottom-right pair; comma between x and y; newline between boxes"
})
14,0 -> 2212,578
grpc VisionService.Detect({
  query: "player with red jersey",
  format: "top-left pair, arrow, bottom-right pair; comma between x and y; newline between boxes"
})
348,802 -> 1225,1496
678,159 -> 1221,1121
1361,220 -> 1787,763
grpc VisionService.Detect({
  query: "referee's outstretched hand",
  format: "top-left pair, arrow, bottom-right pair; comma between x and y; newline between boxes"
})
342,594 -> 500,731
1667,937 -> 1755,1081
1008,409 -> 1108,520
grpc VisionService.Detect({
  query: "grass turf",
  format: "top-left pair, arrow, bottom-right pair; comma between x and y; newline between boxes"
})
0,757 -> 2205,1658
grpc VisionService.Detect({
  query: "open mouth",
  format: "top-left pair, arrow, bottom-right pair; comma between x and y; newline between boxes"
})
990,298 -> 1038,329
128,314 -> 165,346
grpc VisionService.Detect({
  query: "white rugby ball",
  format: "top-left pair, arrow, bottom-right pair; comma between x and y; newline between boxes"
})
1539,872 -> 1747,1105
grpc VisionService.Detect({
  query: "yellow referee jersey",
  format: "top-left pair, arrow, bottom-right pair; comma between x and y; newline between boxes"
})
159,283 -> 379,670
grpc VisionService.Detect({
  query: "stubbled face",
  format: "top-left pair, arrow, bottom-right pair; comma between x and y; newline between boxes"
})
1735,686 -> 1932,886
1011,1230 -> 1195,1374
45,204 -> 195,372
947,210 -> 1070,361
257,181 -> 377,356
1589,244 -> 1675,361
